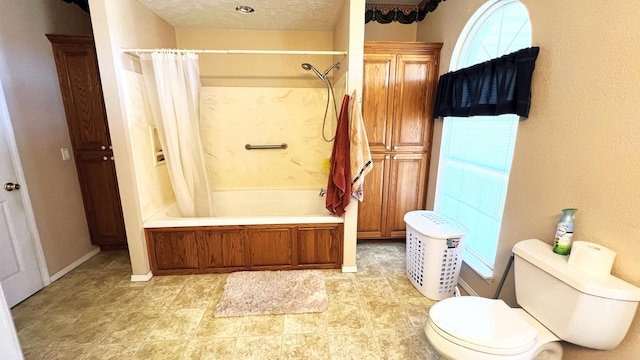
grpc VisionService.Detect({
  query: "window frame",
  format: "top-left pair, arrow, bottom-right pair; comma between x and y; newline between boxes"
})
434,0 -> 531,280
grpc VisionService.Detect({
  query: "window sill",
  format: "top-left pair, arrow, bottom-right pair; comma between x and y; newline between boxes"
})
463,255 -> 494,283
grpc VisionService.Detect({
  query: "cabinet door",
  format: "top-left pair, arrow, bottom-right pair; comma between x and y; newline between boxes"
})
297,224 -> 342,268
198,228 -> 248,271
392,54 -> 438,152
48,35 -> 126,249
146,229 -> 199,273
248,227 -> 294,268
74,151 -> 126,247
356,153 -> 390,239
49,37 -> 112,152
385,153 -> 428,238
362,54 -> 396,152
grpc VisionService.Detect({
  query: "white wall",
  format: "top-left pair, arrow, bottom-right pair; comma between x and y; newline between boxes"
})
89,0 -> 176,276
334,0 -> 366,271
365,21 -> 417,41
417,0 -> 640,358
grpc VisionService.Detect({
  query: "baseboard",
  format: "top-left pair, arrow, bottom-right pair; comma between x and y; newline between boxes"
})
49,247 -> 101,283
458,277 -> 479,296
341,265 -> 357,273
131,271 -> 153,282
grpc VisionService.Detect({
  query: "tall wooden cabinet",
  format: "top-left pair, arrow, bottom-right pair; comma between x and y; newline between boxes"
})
357,42 -> 441,240
47,34 -> 127,250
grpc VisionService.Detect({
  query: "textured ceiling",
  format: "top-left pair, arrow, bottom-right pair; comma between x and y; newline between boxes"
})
136,0 -> 423,30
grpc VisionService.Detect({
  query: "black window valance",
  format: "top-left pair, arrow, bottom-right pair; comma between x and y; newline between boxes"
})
433,47 -> 540,118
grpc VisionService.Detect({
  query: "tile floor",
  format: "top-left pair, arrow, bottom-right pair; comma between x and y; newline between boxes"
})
11,242 -> 442,360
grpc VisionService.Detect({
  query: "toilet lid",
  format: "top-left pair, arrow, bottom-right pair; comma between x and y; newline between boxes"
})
429,296 -> 538,354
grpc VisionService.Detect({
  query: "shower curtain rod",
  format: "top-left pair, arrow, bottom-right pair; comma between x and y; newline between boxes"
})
121,48 -> 347,56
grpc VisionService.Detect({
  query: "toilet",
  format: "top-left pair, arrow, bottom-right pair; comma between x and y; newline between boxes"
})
425,239 -> 640,360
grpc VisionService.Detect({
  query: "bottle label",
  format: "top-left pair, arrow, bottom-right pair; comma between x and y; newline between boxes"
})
554,222 -> 573,255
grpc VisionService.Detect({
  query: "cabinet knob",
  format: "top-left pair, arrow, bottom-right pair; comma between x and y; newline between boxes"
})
393,146 -> 398,150
103,156 -> 108,161
110,156 -> 114,161
393,156 -> 397,160
101,145 -> 106,150
386,146 -> 390,150
109,145 -> 113,150
385,155 -> 389,160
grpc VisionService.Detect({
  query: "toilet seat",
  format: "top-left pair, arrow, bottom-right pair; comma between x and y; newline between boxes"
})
429,296 -> 538,356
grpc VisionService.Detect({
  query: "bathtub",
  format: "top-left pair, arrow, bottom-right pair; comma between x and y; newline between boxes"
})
144,189 -> 344,275
144,189 -> 343,227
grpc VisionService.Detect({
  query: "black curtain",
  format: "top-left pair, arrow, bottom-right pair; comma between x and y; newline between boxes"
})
433,47 -> 540,119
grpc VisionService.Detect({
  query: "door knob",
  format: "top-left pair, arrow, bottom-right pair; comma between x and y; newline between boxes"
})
4,182 -> 20,191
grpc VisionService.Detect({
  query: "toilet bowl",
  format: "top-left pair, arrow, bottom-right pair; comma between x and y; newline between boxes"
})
425,296 -> 562,360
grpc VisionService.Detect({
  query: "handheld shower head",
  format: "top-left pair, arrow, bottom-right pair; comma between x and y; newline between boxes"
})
301,62 -> 340,142
301,63 -> 325,81
322,62 -> 340,77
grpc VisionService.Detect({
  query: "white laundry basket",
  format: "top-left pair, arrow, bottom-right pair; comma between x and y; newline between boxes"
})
404,211 -> 468,300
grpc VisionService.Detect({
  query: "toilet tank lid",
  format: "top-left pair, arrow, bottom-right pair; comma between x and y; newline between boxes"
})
513,239 -> 640,301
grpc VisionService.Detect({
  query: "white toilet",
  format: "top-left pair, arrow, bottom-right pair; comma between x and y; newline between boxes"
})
425,239 -> 640,360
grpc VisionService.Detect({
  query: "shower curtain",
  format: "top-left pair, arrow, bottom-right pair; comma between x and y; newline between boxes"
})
140,51 -> 212,217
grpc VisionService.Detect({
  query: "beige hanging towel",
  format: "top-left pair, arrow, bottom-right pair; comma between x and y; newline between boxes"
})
349,90 -> 373,202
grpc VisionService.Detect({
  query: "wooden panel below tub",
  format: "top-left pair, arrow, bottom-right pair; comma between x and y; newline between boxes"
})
145,223 -> 343,275
198,227 -> 248,271
298,226 -> 341,266
148,230 -> 199,271
248,227 -> 295,268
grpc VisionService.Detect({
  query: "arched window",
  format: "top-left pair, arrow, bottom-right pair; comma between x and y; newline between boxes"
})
434,0 -> 531,279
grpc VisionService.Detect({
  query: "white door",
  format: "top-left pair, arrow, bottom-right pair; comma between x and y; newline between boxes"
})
0,80 -> 44,308
0,284 -> 23,359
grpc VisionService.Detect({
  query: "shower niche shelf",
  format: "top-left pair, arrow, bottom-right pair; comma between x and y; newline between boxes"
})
149,125 -> 165,166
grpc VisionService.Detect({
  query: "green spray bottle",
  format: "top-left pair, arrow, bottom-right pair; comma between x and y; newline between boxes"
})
553,208 -> 577,255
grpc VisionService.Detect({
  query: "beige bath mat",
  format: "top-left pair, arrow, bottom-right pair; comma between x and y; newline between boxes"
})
214,270 -> 328,317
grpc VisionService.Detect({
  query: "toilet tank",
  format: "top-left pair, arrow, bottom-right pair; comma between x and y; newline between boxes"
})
512,239 -> 640,350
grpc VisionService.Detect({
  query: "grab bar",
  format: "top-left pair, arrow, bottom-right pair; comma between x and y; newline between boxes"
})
245,143 -> 288,150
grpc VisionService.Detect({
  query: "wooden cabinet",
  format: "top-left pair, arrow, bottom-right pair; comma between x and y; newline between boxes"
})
47,34 -> 126,249
357,153 -> 428,239
146,223 -> 343,275
358,42 -> 441,240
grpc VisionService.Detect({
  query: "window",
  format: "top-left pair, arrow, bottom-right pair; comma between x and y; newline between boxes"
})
434,0 -> 531,279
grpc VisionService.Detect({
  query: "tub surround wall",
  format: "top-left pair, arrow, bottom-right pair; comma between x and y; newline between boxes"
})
417,0 -> 640,358
121,70 -> 175,219
200,87 -> 333,190
177,28 -> 342,190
